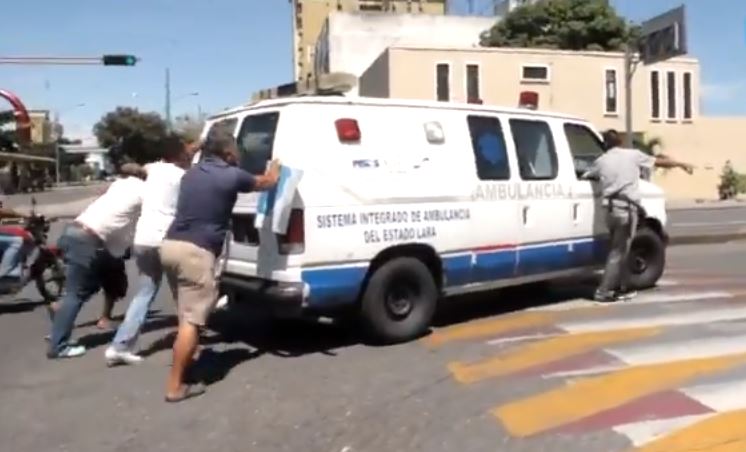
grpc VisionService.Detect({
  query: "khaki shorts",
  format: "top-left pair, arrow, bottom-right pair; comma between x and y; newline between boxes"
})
160,239 -> 217,326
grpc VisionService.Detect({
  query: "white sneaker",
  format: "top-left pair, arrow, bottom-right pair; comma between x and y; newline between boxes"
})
104,347 -> 144,367
55,345 -> 86,359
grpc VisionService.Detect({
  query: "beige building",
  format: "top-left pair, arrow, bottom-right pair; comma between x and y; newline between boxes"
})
358,46 -> 746,199
290,0 -> 446,81
28,110 -> 53,145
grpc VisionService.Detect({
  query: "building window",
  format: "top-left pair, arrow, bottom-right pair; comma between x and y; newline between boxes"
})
650,71 -> 661,120
510,119 -> 558,180
521,65 -> 550,82
466,64 -> 480,101
666,70 -> 677,120
436,63 -> 450,102
467,116 -> 510,180
604,69 -> 618,115
683,72 -> 692,120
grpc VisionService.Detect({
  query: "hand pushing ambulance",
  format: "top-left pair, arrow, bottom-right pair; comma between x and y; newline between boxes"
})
206,73 -> 677,344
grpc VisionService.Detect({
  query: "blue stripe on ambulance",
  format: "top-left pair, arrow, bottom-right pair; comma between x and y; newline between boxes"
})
300,236 -> 609,308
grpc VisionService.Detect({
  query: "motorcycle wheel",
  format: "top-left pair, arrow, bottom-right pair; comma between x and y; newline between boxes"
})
35,257 -> 65,302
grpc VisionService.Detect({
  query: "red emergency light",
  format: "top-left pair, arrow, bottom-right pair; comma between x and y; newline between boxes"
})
519,91 -> 539,110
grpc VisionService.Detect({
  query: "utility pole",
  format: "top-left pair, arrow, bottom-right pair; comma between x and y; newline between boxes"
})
165,67 -> 172,130
623,42 -> 634,149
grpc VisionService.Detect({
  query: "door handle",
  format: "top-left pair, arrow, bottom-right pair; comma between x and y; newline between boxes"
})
573,202 -> 580,223
522,205 -> 530,225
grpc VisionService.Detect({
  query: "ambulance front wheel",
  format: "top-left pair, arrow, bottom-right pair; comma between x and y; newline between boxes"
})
360,257 -> 438,344
627,226 -> 666,290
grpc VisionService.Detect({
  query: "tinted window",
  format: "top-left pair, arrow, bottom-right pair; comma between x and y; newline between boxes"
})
467,115 -> 510,181
683,72 -> 692,120
236,112 -> 279,175
666,71 -> 676,119
466,64 -> 480,100
509,119 -> 558,180
650,71 -> 661,119
564,123 -> 604,177
436,64 -> 450,101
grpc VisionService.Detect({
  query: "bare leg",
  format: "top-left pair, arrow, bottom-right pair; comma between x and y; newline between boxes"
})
97,293 -> 115,330
166,319 -> 200,399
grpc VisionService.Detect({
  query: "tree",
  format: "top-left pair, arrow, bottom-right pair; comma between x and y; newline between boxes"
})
173,114 -> 204,143
481,0 -> 638,51
93,107 -> 168,166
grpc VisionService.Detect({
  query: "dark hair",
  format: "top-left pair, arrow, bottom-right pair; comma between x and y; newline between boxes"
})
202,124 -> 236,159
160,133 -> 186,162
602,129 -> 622,150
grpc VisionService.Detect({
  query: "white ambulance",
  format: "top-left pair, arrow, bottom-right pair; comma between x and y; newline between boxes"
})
202,74 -> 669,344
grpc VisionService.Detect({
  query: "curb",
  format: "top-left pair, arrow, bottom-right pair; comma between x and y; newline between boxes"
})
669,232 -> 746,246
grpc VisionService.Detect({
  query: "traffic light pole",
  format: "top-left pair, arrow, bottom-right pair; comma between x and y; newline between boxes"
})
0,55 -> 138,66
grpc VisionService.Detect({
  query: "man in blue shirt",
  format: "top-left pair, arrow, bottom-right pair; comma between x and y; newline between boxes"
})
160,124 -> 279,402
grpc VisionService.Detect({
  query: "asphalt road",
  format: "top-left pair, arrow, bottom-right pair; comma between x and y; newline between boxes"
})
2,229 -> 746,451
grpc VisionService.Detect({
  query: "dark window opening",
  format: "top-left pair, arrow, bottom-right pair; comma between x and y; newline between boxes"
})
436,63 -> 450,101
650,71 -> 661,119
467,115 -> 510,181
683,72 -> 692,120
466,64 -> 480,101
510,119 -> 558,180
667,71 -> 677,119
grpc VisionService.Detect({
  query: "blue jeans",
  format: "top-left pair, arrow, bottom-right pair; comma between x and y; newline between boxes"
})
48,224 -> 113,357
0,234 -> 24,279
111,246 -> 163,351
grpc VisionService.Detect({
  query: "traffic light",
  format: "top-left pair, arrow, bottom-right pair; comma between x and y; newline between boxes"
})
102,54 -> 138,66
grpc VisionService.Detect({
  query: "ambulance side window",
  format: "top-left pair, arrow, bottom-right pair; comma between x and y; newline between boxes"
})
563,123 -> 605,178
236,112 -> 280,175
509,119 -> 558,180
467,115 -> 510,181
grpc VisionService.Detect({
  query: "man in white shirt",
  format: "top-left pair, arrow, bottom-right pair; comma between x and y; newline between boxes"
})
47,170 -> 145,359
105,135 -> 194,365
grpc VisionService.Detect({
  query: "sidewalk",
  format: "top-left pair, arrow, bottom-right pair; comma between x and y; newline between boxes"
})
667,198 -> 746,210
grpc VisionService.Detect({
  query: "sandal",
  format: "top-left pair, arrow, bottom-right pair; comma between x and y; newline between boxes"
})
165,384 -> 206,403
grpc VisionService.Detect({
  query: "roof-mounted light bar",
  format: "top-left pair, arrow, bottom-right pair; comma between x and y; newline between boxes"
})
251,72 -> 357,102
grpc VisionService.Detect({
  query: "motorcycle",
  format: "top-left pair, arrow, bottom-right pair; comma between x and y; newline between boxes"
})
0,197 -> 65,301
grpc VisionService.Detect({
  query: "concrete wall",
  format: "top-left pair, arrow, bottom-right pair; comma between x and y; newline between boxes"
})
293,0 -> 447,80
317,12 -> 496,83
359,49 -> 391,97
359,46 -> 745,199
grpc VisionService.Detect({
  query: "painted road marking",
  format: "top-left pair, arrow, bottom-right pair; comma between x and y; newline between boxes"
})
558,304 -> 746,334
545,332 -> 746,379
492,352 -> 746,438
448,327 -> 660,384
632,290 -> 733,304
613,414 -> 711,448
631,410 -> 746,452
424,302 -> 606,347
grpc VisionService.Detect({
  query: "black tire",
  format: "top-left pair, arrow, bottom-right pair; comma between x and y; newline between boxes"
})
360,257 -> 438,344
35,257 -> 65,302
627,226 -> 666,290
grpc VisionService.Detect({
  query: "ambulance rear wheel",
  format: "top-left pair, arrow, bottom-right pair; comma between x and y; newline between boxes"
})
360,257 -> 438,344
627,227 -> 666,290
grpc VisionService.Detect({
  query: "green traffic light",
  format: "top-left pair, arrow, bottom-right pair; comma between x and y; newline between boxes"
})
102,54 -> 138,66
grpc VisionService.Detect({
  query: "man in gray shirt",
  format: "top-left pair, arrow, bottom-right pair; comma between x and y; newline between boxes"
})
583,129 -> 694,302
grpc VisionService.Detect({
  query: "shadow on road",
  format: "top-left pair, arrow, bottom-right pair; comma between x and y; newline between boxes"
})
430,276 -> 597,329
0,298 -> 46,315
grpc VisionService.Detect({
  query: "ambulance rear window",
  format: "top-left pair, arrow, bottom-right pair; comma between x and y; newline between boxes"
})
236,112 -> 280,175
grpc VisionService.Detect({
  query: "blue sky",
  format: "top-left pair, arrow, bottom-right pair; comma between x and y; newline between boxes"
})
1,0 -> 744,140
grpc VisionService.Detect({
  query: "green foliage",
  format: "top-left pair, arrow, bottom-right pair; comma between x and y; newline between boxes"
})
634,135 -> 662,157
93,107 -> 168,166
481,0 -> 637,51
718,160 -> 746,200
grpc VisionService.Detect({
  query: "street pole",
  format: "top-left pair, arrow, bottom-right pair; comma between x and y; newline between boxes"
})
623,42 -> 634,149
165,67 -> 172,130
